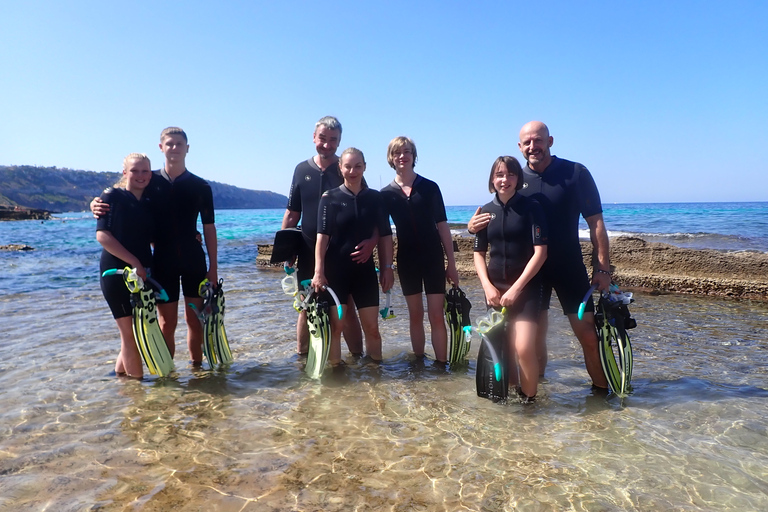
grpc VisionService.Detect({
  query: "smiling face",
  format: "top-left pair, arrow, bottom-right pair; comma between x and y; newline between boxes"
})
339,149 -> 366,187
492,162 -> 517,197
313,125 -> 341,160
518,121 -> 553,172
123,156 -> 152,193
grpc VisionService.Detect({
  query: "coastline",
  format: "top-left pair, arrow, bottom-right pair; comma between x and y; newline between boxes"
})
257,235 -> 768,300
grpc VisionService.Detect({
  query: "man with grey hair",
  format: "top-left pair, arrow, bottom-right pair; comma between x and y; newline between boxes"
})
282,116 -> 375,356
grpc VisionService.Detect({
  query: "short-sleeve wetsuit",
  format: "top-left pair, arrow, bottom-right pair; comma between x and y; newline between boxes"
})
286,158 -> 343,282
150,168 -> 215,302
97,187 -> 155,318
317,185 -> 392,308
380,175 -> 448,296
474,193 -> 548,320
519,156 -> 603,314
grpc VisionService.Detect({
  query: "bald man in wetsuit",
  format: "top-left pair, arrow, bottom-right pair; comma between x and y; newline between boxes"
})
468,121 -> 610,390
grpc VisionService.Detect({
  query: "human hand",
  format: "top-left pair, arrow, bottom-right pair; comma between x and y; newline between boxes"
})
467,207 -> 491,235
446,264 -> 460,288
500,285 -> 522,308
206,268 -> 219,288
311,273 -> 327,293
483,285 -> 502,308
90,197 -> 109,219
592,270 -> 611,292
350,237 -> 375,264
380,267 -> 394,292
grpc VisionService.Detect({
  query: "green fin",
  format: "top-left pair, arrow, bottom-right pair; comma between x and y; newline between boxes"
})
130,287 -> 174,377
196,279 -> 233,368
595,295 -> 635,397
305,297 -> 331,379
475,308 -> 508,401
445,286 -> 472,364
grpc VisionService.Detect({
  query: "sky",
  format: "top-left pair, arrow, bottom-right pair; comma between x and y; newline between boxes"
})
1,1 -> 766,205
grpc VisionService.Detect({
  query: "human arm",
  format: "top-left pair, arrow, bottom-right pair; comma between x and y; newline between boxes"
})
378,234 -> 394,292
474,251 -> 502,308
96,231 -> 147,281
467,206 -> 492,235
437,221 -> 459,286
311,233 -> 330,293
203,223 -> 218,285
585,212 -> 610,292
90,196 -> 110,219
281,209 -> 301,229
500,245 -> 547,307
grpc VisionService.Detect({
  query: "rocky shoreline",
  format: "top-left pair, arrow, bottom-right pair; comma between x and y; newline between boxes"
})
0,205 -> 52,221
257,236 -> 768,300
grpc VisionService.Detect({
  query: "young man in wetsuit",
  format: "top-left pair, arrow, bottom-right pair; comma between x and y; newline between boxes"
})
281,116 -> 375,356
91,127 -> 218,365
468,121 -> 610,390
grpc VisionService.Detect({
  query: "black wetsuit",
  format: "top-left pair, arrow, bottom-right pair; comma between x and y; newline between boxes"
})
97,187 -> 155,319
519,156 -> 603,314
150,169 -> 215,302
474,193 -> 548,320
286,158 -> 343,282
317,185 -> 392,308
380,175 -> 448,296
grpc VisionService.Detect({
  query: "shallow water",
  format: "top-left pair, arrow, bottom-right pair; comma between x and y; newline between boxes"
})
1,263 -> 767,511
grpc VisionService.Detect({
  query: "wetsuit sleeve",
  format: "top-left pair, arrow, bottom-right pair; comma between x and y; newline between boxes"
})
577,164 -> 603,218
473,206 -> 489,252
96,189 -> 116,232
317,192 -> 333,236
429,182 -> 449,224
530,200 -> 548,246
286,166 -> 302,213
199,181 -> 215,224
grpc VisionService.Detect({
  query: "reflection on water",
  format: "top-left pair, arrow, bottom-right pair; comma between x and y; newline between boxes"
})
1,266 -> 767,510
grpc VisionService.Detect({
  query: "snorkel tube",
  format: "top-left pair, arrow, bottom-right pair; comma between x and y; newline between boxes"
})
300,279 -> 342,320
380,290 -> 396,320
577,284 -> 597,320
102,267 -> 170,302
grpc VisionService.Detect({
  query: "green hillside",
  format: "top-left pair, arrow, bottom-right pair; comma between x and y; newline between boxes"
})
0,165 -> 287,212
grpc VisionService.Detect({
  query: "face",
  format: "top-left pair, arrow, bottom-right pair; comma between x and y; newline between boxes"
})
391,144 -> 414,172
159,134 -> 189,163
340,152 -> 365,184
518,123 -> 553,169
492,162 -> 517,196
124,158 -> 152,190
313,125 -> 341,159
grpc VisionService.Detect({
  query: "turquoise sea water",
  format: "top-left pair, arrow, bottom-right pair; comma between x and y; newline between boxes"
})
1,202 -> 767,510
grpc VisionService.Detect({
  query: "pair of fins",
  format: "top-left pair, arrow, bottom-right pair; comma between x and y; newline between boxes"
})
305,293 -> 331,379
475,307 -> 509,401
191,279 -> 233,368
445,286 -> 472,364
103,267 -> 174,377
593,289 -> 636,398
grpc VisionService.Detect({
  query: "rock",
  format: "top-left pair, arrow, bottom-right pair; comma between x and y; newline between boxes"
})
0,244 -> 34,251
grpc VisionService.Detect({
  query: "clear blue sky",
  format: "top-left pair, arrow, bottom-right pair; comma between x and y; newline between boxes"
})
2,1 -> 766,205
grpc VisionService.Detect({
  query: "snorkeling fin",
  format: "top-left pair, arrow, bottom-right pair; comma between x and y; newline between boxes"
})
193,279 -> 233,368
270,228 -> 305,264
445,286 -> 472,364
305,295 -> 331,379
475,307 -> 508,401
594,288 -> 636,398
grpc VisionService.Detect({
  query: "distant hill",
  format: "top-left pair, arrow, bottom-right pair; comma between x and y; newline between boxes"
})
0,165 -> 287,212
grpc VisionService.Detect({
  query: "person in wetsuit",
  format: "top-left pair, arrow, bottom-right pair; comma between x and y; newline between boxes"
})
473,156 -> 548,400
468,121 -> 610,390
97,153 -> 155,378
380,136 -> 459,363
282,116 -> 374,357
91,127 -> 219,366
311,148 -> 394,364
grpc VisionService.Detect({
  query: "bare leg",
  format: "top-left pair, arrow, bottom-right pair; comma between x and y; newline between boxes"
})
115,316 -> 143,378
535,310 -> 548,376
342,295 -> 364,355
404,293 -> 426,356
506,326 -> 520,390
513,319 -> 539,398
157,301 -> 179,359
357,306 -> 382,361
425,293 -> 447,362
296,310 -> 309,355
185,296 -> 204,365
568,312 -> 608,388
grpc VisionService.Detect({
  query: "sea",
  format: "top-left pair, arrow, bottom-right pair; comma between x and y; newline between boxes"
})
1,202 -> 767,511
